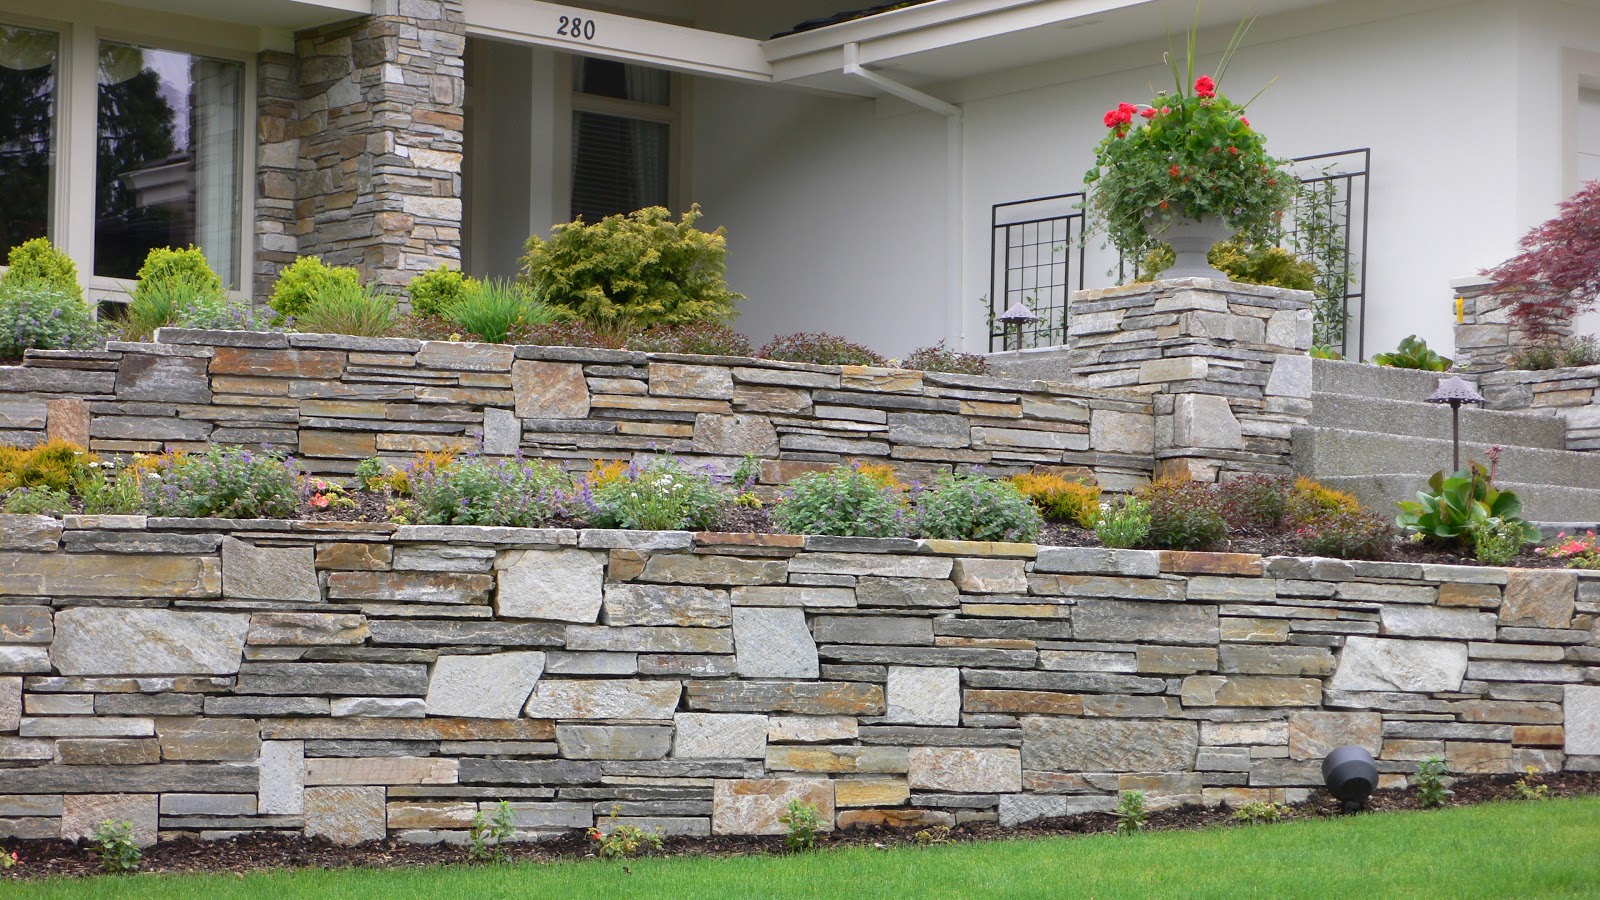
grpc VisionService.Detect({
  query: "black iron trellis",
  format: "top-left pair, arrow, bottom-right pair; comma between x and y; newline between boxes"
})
987,148 -> 1371,357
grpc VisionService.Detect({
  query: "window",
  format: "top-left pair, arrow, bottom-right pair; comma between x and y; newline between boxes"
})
0,24 -> 59,258
570,57 -> 675,221
95,41 -> 243,283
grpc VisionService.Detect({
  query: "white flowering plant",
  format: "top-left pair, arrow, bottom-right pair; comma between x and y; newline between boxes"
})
584,455 -> 727,531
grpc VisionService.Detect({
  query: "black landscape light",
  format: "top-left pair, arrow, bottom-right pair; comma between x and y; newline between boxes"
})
1322,746 -> 1380,813
1424,375 -> 1484,472
998,302 -> 1039,351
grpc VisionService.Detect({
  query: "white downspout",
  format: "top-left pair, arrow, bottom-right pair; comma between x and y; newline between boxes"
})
841,42 -> 966,350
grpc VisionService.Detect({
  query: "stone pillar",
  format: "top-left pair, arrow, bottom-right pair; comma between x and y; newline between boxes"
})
254,50 -> 301,298
1451,276 -> 1573,375
293,0 -> 465,290
1066,278 -> 1313,482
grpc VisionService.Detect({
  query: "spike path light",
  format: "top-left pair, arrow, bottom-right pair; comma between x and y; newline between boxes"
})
998,302 -> 1039,351
1424,376 -> 1484,472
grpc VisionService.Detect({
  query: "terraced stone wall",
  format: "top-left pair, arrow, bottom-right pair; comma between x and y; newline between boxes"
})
1481,364 -> 1600,452
0,330 -> 1155,492
2,517 -> 1596,846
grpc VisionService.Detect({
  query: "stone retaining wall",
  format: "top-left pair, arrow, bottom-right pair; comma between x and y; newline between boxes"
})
2,517 -> 1596,846
0,330 -> 1155,492
1481,365 -> 1600,452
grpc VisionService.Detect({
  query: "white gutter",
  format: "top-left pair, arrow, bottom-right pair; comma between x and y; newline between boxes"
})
841,43 -> 967,350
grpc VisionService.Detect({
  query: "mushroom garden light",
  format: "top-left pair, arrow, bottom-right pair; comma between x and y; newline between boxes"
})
1425,375 -> 1484,472
998,302 -> 1039,351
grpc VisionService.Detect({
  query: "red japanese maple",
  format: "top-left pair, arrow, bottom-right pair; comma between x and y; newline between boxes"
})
1483,180 -> 1600,341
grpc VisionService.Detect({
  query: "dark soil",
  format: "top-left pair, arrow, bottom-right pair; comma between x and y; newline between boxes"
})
4,773 -> 1596,881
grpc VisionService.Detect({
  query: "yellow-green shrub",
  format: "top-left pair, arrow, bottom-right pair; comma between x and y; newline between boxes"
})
268,256 -> 362,322
0,237 -> 79,296
0,440 -> 96,492
134,246 -> 223,296
408,265 -> 478,318
1010,473 -> 1100,527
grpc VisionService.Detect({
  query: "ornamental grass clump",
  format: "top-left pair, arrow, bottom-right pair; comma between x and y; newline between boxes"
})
584,456 -> 726,531
445,278 -> 559,344
294,280 -> 399,338
142,447 -> 301,519
773,464 -> 908,538
408,456 -> 572,528
1083,19 -> 1294,258
914,472 -> 1042,543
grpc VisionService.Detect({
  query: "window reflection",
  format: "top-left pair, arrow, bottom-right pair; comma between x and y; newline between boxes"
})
0,24 -> 58,257
95,42 -> 241,283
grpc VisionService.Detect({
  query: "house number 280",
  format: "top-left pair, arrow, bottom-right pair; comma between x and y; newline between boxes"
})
557,14 -> 597,41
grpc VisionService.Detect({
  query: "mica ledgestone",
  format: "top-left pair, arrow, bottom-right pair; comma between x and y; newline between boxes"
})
712,777 -> 834,835
50,608 -> 250,676
496,549 -> 604,622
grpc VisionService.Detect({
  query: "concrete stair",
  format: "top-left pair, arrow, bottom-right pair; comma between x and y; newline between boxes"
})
1295,360 -> 1600,523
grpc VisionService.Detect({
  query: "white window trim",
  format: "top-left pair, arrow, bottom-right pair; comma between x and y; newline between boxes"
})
0,6 -> 257,302
557,54 -> 692,223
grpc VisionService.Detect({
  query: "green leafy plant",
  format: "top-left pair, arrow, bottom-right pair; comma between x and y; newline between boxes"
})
1217,473 -> 1292,531
1231,801 -> 1285,825
445,278 -> 559,344
2,485 -> 71,516
91,819 -> 141,874
294,280 -> 399,337
134,245 -> 223,296
1293,174 -> 1354,348
772,465 -> 908,538
408,265 -> 478,318
1468,516 -> 1527,566
1508,336 -> 1600,371
778,800 -> 826,852
0,237 -> 79,295
142,447 -> 301,519
1512,766 -> 1551,802
1115,790 -> 1147,836
1372,335 -> 1451,371
902,341 -> 990,375
268,256 -> 362,323
1142,240 -> 1316,290
1414,757 -> 1452,809
586,806 -> 664,860
585,456 -> 726,531
758,333 -> 887,367
521,204 -> 742,330
1138,478 -> 1227,551
1536,530 -> 1600,568
1395,461 -> 1540,550
409,456 -> 571,528
123,277 -> 200,341
1293,507 -> 1393,560
1095,495 -> 1152,549
1009,472 -> 1100,527
624,322 -> 754,356
467,800 -> 517,863
0,848 -> 16,870
914,472 -> 1043,543
914,824 -> 953,846
1309,343 -> 1344,360
354,457 -> 386,491
76,464 -> 144,515
0,283 -> 104,357
1083,18 -> 1294,258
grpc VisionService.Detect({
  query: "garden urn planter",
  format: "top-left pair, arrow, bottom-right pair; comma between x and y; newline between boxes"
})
1149,214 -> 1231,280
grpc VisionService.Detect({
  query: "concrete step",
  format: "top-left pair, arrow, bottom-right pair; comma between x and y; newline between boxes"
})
1309,391 -> 1569,451
1292,426 -> 1600,504
1315,474 -> 1600,524
1311,357 -> 1473,404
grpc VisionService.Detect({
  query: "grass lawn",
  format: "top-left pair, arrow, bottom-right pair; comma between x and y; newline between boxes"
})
10,797 -> 1600,899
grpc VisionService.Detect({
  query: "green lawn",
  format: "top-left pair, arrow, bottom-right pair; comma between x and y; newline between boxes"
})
11,797 -> 1600,899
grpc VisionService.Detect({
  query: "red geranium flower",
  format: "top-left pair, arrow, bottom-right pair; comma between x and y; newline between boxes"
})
1140,107 -> 1156,119
1239,116 -> 1250,127
1169,164 -> 1181,177
1194,75 -> 1216,98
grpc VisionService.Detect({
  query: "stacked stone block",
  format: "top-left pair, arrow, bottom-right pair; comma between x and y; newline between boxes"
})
1450,276 -> 1573,375
1,516 -> 1595,845
1481,364 -> 1600,452
1062,278 -> 1314,483
0,331 -> 1156,492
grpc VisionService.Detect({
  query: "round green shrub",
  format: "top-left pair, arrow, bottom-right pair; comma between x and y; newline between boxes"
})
1138,479 -> 1227,551
773,466 -> 907,538
408,265 -> 477,318
268,257 -> 362,322
134,246 -> 223,296
0,237 -> 80,296
915,472 -> 1042,543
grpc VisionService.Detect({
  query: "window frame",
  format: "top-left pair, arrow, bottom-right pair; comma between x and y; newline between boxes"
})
555,52 -> 691,224
0,5 -> 256,301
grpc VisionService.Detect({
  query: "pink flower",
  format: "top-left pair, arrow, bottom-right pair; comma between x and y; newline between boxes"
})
309,494 -> 330,509
1140,107 -> 1156,119
1194,75 -> 1216,98
1239,116 -> 1250,127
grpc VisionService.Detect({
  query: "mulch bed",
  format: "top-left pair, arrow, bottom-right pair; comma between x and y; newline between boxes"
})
5,773 -> 1597,881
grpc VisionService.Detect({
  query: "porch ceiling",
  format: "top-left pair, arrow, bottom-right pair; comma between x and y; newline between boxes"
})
102,0 -> 368,32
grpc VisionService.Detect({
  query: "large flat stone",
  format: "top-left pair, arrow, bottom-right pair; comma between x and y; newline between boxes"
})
1500,570 -> 1576,629
1380,606 -> 1497,641
0,676 -> 19,731
61,794 -> 158,847
248,612 -> 368,646
117,353 -> 211,403
513,360 -> 589,418
886,666 -> 960,726
0,515 -> 62,551
1021,718 -> 1198,772
733,609 -> 818,678
495,549 -> 605,623
0,552 -> 219,598
1328,637 -> 1468,693
556,725 -> 673,760
259,740 -> 305,815
908,747 -> 1020,793
524,679 -> 681,720
639,554 -> 789,586
235,662 -> 429,696
604,584 -> 731,627
687,681 -> 884,716
305,786 -> 386,845
673,713 -> 768,758
1179,676 -> 1321,707
712,777 -> 834,836
156,717 -> 261,761
50,608 -> 249,676
1071,599 -> 1219,644
1288,711 -> 1382,760
1567,685 -> 1600,756
425,652 -> 546,718
222,538 -> 320,602
693,413 -> 779,456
